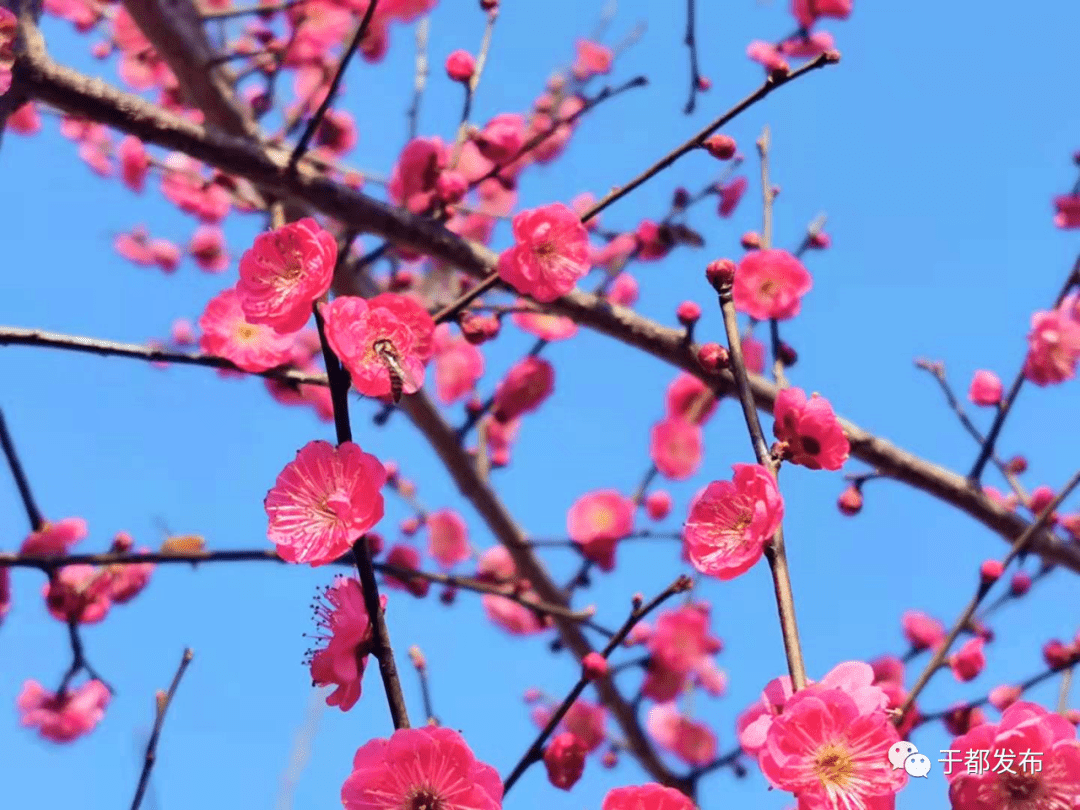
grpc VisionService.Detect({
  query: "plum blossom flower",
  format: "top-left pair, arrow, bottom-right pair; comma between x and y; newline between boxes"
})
17,680 -> 110,743
567,490 -> 634,571
573,39 -> 613,79
946,702 -> 1080,810
497,203 -> 591,302
665,373 -> 718,424
323,293 -> 436,399
950,637 -> 987,682
772,387 -> 849,470
792,0 -> 852,28
382,544 -> 429,597
426,509 -> 470,569
738,661 -> 891,757
902,609 -> 945,652
718,176 -> 748,218
198,288 -> 295,372
532,698 -> 607,753
1022,307 -> 1080,386
646,703 -> 717,766
969,370 -> 1004,406
544,732 -> 585,790
650,416 -> 703,481
474,113 -> 526,163
388,137 -> 449,214
306,576 -> 383,711
644,604 -> 725,702
264,440 -> 387,566
747,40 -> 789,73
683,464 -> 784,580
602,784 -> 694,810
44,565 -> 112,624
432,323 -> 484,403
117,135 -> 149,192
492,356 -> 554,421
734,249 -> 813,321
237,218 -> 338,334
341,726 -> 502,810
188,225 -> 230,273
511,302 -> 578,341
1054,194 -> 1080,229
477,546 -> 548,636
759,687 -> 905,809
21,517 -> 88,556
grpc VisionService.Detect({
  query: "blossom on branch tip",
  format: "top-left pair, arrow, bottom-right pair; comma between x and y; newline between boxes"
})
237,218 -> 338,334
383,544 -> 429,597
264,440 -> 387,566
497,203 -> 591,302
432,324 -> 484,403
969,369 -> 1004,406
717,176 -> 748,218
573,39 -> 613,80
306,577 -> 383,712
683,464 -> 784,580
544,732 -> 586,790
901,609 -> 946,652
792,0 -> 852,29
17,680 -> 110,743
341,726 -> 502,810
646,703 -> 717,766
1022,305 -> 1080,386
188,225 -> 230,273
44,565 -> 112,624
950,637 -> 987,682
445,49 -> 476,82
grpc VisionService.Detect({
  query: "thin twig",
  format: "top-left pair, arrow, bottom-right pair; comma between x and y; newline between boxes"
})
897,468 -> 1080,720
969,255 -> 1080,481
1058,666 -> 1073,715
448,8 -> 498,170
716,276 -> 807,690
404,15 -> 429,140
501,575 -> 692,794
682,0 -> 702,114
287,0 -> 380,172
581,51 -> 836,223
130,649 -> 194,810
409,646 -> 439,725
0,406 -> 44,530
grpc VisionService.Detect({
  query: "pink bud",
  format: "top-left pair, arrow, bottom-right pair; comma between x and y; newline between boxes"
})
676,301 -> 702,326
1006,455 -> 1028,474
644,490 -> 672,521
944,704 -> 985,736
445,49 -> 476,82
365,532 -> 384,557
988,684 -> 1022,711
439,585 -> 457,605
111,531 -> 134,552
582,652 -> 609,681
696,342 -> 728,373
968,370 -> 1004,407
1009,571 -> 1032,596
740,231 -> 761,250
809,231 -> 831,249
979,559 -> 1004,584
1043,639 -> 1074,670
523,687 -> 542,703
838,485 -> 863,516
705,259 -> 736,291
696,76 -> 711,91
949,637 -> 986,682
400,516 -> 421,536
703,134 -> 737,160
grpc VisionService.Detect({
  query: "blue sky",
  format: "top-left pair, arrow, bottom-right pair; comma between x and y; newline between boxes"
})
2,1 -> 1079,809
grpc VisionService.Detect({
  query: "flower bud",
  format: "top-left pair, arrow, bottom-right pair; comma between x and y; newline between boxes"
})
696,342 -> 728,373
705,259 -> 736,291
979,559 -> 1004,584
676,301 -> 701,326
838,485 -> 863,516
740,231 -> 761,250
703,134 -> 737,160
445,50 -> 476,83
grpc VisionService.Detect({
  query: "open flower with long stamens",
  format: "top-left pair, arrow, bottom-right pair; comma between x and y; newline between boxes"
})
759,687 -> 906,809
305,576 -> 385,712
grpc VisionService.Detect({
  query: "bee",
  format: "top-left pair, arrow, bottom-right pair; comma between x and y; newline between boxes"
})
372,338 -> 418,404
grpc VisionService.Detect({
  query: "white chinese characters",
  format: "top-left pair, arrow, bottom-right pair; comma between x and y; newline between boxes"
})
938,748 -> 1043,776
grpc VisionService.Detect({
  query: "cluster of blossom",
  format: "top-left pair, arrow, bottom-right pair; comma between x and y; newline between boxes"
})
11,518 -> 153,742
746,0 -> 851,75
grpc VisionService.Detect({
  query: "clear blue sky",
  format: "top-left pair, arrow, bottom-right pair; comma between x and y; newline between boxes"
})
2,1 -> 1079,809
